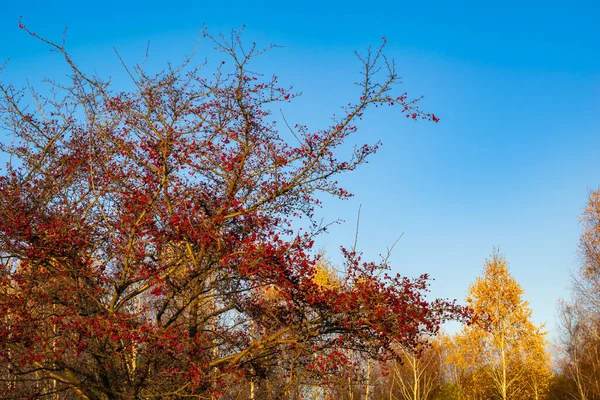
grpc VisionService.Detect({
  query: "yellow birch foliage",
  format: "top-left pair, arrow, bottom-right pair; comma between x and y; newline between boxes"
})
261,257 -> 339,302
313,259 -> 340,290
450,251 -> 551,400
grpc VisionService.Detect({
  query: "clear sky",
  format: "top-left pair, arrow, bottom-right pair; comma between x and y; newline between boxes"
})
1,0 -> 599,342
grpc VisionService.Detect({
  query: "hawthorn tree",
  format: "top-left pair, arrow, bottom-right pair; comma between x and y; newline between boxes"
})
0,26 -> 469,399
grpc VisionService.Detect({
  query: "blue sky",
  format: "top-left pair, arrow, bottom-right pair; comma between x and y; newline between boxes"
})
1,1 -> 599,342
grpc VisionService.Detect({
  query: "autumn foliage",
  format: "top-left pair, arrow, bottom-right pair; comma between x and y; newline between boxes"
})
0,27 -> 466,398
557,188 -> 600,400
449,252 -> 551,400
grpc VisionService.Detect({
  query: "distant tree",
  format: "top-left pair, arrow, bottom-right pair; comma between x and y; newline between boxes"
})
386,339 -> 444,400
450,252 -> 551,400
557,188 -> 600,400
429,334 -> 464,400
0,24 -> 468,398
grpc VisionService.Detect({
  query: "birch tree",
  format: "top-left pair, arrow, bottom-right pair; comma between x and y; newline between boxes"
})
388,341 -> 443,400
452,251 -> 550,400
